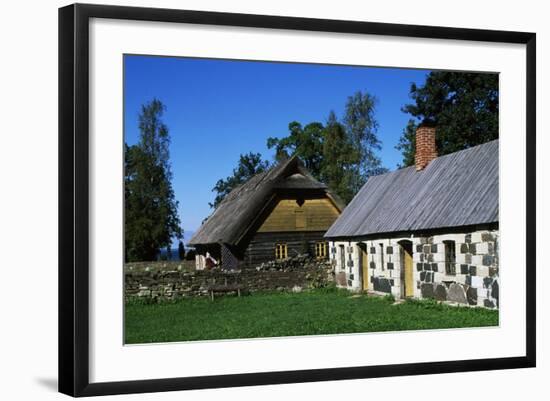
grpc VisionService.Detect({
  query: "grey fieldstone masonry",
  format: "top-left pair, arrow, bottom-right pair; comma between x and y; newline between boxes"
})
125,257 -> 333,302
329,229 -> 499,308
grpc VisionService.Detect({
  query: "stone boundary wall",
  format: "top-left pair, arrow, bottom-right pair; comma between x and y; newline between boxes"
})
125,259 -> 333,302
125,260 -> 194,273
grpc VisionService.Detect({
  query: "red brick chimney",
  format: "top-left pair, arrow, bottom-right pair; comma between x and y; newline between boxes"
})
415,123 -> 437,171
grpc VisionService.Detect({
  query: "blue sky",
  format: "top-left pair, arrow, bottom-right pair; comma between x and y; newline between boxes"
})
124,55 -> 430,239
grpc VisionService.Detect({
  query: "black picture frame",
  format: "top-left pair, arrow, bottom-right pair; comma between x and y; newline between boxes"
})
59,3 -> 536,397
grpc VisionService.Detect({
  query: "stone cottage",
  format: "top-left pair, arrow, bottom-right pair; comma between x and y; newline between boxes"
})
324,123 -> 499,308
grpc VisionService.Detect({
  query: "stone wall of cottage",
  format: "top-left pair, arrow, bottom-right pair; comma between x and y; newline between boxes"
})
329,229 -> 499,308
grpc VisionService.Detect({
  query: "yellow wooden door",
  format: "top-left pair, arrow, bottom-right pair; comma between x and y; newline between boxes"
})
361,247 -> 369,291
404,250 -> 414,297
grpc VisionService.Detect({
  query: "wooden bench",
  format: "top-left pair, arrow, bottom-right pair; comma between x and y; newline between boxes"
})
206,277 -> 244,301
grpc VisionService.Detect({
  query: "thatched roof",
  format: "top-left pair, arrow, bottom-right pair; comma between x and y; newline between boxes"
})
325,140 -> 499,238
189,156 -> 344,246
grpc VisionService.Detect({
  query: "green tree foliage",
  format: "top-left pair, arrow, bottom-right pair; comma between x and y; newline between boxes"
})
178,240 -> 185,261
185,248 -> 196,261
343,91 -> 387,192
266,91 -> 387,203
267,122 -> 325,176
125,99 -> 183,262
397,72 -> 499,167
319,111 -> 361,203
210,152 -> 270,209
395,119 -> 417,168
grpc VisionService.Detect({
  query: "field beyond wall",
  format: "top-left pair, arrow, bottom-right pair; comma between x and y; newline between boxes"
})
125,288 -> 499,344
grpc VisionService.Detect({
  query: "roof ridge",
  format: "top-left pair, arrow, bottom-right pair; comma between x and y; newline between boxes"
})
370,139 -> 500,181
325,139 -> 498,238
190,154 -> 331,246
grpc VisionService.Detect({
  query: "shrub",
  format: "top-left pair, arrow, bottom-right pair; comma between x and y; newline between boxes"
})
185,249 -> 196,260
178,241 -> 185,260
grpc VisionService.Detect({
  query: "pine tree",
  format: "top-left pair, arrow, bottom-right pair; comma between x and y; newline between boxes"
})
125,99 -> 182,262
395,119 -> 417,168
397,72 -> 499,167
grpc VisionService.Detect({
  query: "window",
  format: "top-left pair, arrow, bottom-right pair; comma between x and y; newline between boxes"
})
379,243 -> 385,270
275,243 -> 288,260
444,240 -> 456,275
315,242 -> 327,258
339,245 -> 345,270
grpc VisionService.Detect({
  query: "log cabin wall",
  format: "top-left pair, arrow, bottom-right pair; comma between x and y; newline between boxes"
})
241,197 -> 340,268
258,198 -> 340,233
242,231 -> 329,269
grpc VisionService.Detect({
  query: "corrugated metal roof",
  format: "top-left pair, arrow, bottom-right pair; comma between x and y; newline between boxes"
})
189,156 -> 342,246
325,140 -> 499,238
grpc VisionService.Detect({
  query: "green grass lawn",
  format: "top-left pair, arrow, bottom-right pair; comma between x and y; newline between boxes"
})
125,288 -> 499,344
